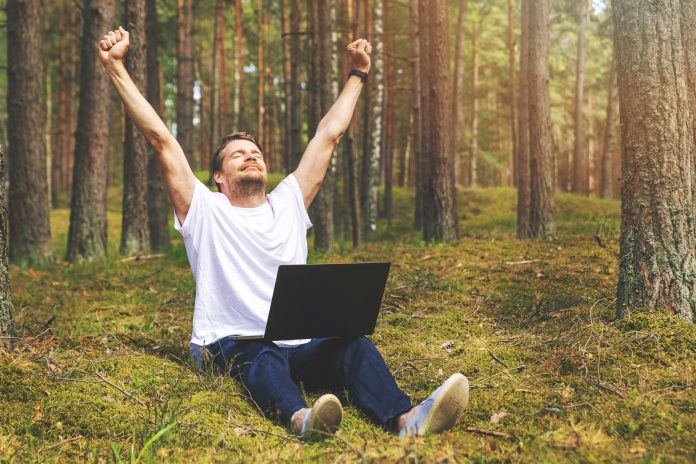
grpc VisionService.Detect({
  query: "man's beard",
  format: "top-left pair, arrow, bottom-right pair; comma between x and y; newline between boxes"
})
230,171 -> 266,197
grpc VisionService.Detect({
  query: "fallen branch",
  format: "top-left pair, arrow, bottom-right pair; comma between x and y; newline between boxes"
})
505,259 -> 538,265
119,253 -> 165,263
94,372 -> 147,407
39,434 -> 84,451
465,427 -> 511,439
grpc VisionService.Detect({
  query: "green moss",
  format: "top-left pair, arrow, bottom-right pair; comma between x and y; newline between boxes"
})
3,187 -> 695,462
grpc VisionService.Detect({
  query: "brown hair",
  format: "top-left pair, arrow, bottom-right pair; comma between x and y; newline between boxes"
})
211,132 -> 264,190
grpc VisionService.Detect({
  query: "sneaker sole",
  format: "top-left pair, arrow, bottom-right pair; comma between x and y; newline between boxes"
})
305,394 -> 343,440
420,373 -> 469,435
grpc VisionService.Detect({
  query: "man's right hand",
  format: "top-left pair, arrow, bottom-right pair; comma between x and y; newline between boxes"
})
99,27 -> 129,65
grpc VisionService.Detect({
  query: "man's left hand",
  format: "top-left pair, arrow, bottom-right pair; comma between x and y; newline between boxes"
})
346,38 -> 372,74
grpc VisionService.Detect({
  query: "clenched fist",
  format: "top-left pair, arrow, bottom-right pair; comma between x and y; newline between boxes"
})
99,26 -> 129,65
346,38 -> 372,73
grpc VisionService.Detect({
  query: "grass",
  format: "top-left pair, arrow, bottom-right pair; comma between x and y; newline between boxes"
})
2,179 -> 694,463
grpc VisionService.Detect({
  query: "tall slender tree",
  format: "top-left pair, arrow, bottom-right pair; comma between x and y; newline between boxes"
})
420,0 -> 457,241
382,0 -> 396,222
572,0 -> 588,195
506,0 -> 517,186
528,0 -> 555,238
146,0 -> 170,251
7,0 -> 53,266
234,0 -> 246,129
600,58 -> 617,199
516,0 -> 531,238
0,146 -> 13,350
452,0 -> 468,187
176,0 -> 195,168
344,0 -> 362,246
411,0 -> 424,229
121,0 -> 151,256
361,0 -> 383,237
67,0 -> 118,261
614,0 -> 695,322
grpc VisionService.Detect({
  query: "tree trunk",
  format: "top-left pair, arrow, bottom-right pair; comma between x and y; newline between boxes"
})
0,146 -> 13,350
146,0 -> 171,251
234,0 -> 246,130
344,0 -> 362,246
382,0 -> 395,223
67,0 -> 117,261
572,0 -> 588,195
210,0 -> 223,173
411,0 -> 423,229
421,0 -> 457,242
614,0 -> 696,322
7,0 -> 53,266
528,0 -> 556,239
257,0 -> 265,143
452,0 -> 468,187
507,0 -> 518,187
308,0 -> 335,252
281,0 -> 293,172
470,26 -> 479,187
361,0 -> 383,237
516,0 -> 531,239
176,0 -> 195,168
121,0 -> 151,257
600,58 -> 617,199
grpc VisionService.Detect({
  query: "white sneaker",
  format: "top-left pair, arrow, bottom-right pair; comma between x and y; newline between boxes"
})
399,373 -> 470,437
295,394 -> 343,441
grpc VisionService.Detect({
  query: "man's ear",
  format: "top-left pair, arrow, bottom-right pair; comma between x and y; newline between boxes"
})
213,170 -> 222,184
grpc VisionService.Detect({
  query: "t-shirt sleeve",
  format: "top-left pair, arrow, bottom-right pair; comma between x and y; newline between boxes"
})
270,173 -> 313,230
173,179 -> 213,238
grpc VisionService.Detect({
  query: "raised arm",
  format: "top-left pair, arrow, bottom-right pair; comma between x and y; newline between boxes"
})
99,27 -> 196,224
293,39 -> 372,208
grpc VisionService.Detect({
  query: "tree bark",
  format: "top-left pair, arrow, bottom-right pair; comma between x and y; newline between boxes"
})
7,0 -> 53,266
257,0 -> 265,144
470,25 -> 479,187
528,0 -> 556,238
452,0 -> 468,187
516,0 -> 531,239
344,0 -> 362,246
382,0 -> 395,223
176,0 -> 195,168
572,0 -> 588,195
146,0 -> 171,251
121,0 -> 151,257
67,0 -> 117,262
600,58 -> 617,199
234,0 -> 246,130
0,146 -> 13,350
308,0 -> 335,252
411,0 -> 423,229
210,0 -> 223,171
421,0 -> 457,242
361,0 -> 383,237
614,0 -> 696,322
507,0 -> 518,187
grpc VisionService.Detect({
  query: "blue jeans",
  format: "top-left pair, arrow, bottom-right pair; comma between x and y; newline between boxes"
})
204,336 -> 412,427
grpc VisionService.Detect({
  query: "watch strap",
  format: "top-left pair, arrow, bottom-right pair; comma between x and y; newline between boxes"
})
348,68 -> 368,83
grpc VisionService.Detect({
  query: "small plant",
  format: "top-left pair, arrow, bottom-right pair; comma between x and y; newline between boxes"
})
111,422 -> 176,464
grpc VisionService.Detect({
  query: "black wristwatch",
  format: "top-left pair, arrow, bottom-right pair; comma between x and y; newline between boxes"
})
349,68 -> 368,83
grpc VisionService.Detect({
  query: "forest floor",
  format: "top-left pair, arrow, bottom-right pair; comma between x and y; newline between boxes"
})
2,177 -> 695,463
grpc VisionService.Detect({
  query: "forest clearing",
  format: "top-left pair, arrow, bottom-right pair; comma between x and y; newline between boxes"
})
2,180 -> 694,462
2,0 -> 695,462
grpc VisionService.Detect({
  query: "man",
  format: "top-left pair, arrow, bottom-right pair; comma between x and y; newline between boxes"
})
99,26 -> 469,440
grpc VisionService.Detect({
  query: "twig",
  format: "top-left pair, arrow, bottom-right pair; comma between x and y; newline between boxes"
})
119,253 -> 165,263
505,259 -> 538,265
94,372 -> 147,407
39,434 -> 84,451
465,427 -> 511,439
487,350 -> 510,369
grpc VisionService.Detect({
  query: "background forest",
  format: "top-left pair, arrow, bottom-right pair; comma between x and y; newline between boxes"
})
0,0 -> 694,462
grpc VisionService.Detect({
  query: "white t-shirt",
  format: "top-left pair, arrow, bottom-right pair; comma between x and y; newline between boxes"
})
174,174 -> 313,351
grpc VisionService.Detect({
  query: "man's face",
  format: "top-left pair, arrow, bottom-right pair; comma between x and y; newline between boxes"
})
214,139 -> 267,195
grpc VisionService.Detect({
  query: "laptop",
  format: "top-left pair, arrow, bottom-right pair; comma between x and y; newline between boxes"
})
229,262 -> 390,341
